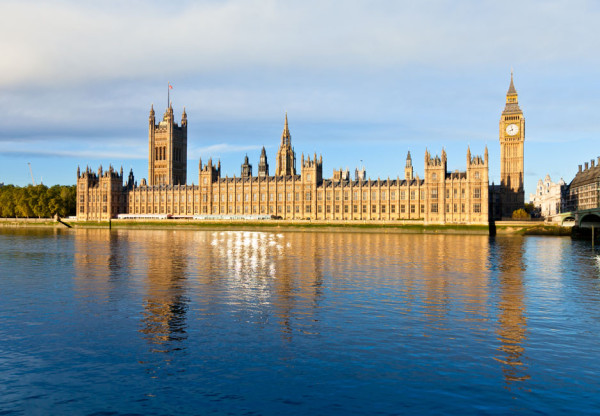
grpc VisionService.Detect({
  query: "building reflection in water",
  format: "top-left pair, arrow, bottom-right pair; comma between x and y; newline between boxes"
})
73,229 -> 128,301
73,229 -> 190,354
137,230 -> 189,352
416,235 -> 491,332
72,228 -> 530,386
491,237 -> 530,387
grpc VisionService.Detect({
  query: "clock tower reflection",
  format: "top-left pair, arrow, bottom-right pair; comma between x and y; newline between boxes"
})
492,237 -> 530,388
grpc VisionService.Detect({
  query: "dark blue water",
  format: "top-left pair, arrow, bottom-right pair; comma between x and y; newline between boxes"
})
1,228 -> 599,415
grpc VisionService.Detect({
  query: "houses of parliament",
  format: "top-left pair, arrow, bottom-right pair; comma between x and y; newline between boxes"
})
76,75 -> 525,224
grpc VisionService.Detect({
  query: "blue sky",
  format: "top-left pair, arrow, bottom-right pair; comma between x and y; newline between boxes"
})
1,0 -> 599,200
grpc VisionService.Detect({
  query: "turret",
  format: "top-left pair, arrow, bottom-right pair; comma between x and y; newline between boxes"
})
405,151 -> 413,181
127,169 -> 135,190
355,166 -> 366,181
258,146 -> 269,178
241,154 -> 252,178
181,106 -> 187,127
302,152 -> 323,184
424,148 -> 446,182
199,157 -> 221,184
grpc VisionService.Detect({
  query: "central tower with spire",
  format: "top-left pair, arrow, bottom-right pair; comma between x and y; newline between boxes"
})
275,113 -> 296,176
499,71 -> 525,217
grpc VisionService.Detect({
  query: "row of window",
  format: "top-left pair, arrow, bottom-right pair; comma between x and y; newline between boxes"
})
155,146 -> 167,161
126,188 -> 481,204
431,188 -> 480,199
80,195 -> 108,203
430,203 -> 481,214
79,205 -> 118,214
431,172 -> 482,180
154,147 -> 183,162
82,201 -> 483,217
126,204 -> 431,216
82,190 -> 481,211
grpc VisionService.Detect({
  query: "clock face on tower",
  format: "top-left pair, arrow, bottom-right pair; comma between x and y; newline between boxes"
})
506,124 -> 519,136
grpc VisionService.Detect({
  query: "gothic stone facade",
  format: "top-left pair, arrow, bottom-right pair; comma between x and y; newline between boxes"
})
77,105 -> 490,225
566,157 -> 600,212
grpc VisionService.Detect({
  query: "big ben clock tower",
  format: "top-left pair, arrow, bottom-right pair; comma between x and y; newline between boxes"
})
499,71 -> 525,217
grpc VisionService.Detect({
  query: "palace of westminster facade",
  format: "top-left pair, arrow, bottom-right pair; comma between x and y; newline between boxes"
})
76,75 -> 525,224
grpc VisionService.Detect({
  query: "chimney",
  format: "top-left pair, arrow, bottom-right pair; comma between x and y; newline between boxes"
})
592,160 -> 596,168
585,162 -> 589,170
579,165 -> 582,173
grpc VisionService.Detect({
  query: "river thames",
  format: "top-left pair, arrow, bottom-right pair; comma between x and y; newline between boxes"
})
1,228 -> 599,415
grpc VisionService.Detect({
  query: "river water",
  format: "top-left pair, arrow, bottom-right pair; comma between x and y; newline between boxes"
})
0,228 -> 599,415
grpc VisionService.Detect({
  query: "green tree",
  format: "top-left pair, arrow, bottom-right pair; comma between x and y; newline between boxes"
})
512,208 -> 530,220
15,189 -> 34,218
0,184 -> 76,218
34,186 -> 51,218
524,202 -> 535,214
0,185 -> 16,217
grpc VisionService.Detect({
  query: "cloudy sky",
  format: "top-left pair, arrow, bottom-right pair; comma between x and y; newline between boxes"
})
1,0 -> 599,198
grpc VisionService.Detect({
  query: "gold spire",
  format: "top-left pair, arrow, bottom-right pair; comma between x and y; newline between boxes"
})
281,112 -> 291,145
276,111 -> 296,176
503,70 -> 521,113
507,70 -> 517,95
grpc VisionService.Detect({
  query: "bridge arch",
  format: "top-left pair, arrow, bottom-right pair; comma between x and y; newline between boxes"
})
561,216 -> 576,226
579,213 -> 600,228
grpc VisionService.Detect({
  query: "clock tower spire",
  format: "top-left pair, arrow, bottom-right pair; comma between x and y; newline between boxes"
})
499,71 -> 525,217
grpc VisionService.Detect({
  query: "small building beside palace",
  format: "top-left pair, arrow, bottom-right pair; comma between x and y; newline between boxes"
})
76,75 -> 526,225
529,175 -> 567,218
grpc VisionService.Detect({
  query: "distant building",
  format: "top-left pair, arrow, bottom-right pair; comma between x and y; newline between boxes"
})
529,175 -> 567,218
567,157 -> 600,211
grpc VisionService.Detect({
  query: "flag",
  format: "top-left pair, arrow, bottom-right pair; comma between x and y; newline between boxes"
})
169,83 -> 173,89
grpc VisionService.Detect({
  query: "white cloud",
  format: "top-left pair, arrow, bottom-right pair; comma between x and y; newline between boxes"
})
0,0 -> 599,193
2,149 -> 147,160
189,143 -> 264,160
0,139 -> 146,160
1,0 -> 599,87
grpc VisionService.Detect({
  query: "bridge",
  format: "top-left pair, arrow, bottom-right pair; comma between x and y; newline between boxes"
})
556,209 -> 600,228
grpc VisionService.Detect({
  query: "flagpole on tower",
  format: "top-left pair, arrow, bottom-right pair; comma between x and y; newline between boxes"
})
167,82 -> 170,109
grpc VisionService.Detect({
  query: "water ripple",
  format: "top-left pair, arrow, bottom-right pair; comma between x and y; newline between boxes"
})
1,229 -> 600,414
